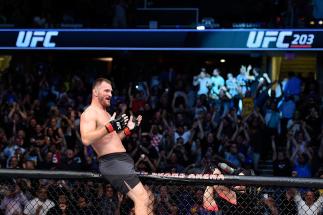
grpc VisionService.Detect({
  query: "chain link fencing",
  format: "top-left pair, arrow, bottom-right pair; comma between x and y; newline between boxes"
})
0,170 -> 322,215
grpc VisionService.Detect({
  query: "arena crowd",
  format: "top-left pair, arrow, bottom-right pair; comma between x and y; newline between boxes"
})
0,58 -> 322,214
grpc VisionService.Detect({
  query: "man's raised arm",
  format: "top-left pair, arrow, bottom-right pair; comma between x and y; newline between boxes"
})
80,111 -> 128,146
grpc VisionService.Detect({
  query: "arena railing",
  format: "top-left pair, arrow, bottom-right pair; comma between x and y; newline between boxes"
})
0,169 -> 322,214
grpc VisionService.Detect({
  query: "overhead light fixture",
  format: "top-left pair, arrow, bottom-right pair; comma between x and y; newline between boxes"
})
318,20 -> 323,25
309,20 -> 315,25
220,59 -> 226,63
196,25 -> 205,30
97,57 -> 113,62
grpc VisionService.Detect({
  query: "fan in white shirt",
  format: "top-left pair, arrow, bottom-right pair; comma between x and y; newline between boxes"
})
294,190 -> 323,215
24,187 -> 55,215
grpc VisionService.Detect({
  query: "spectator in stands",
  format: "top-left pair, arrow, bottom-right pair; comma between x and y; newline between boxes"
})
38,151 -> 55,170
275,188 -> 297,214
224,143 -> 245,168
155,185 -> 172,214
236,65 -> 252,96
265,103 -> 281,135
272,136 -> 292,176
25,146 -> 42,167
231,119 -> 250,159
169,202 -> 179,215
29,124 -> 45,148
193,68 -> 210,97
160,67 -> 177,87
279,95 -> 296,134
248,67 -> 261,97
245,109 -> 265,171
173,125 -> 191,145
190,188 -> 210,214
149,124 -> 163,154
98,185 -> 122,214
226,73 -> 239,98
0,128 -> 8,146
292,152 -> 312,178
226,73 -> 240,111
60,113 -> 81,150
7,103 -> 27,137
59,148 -> 82,170
155,149 -> 168,172
217,86 -> 233,117
24,186 -> 55,215
305,106 -> 321,139
45,117 -> 65,146
83,149 -> 99,171
47,194 -> 73,215
7,155 -> 20,169
22,160 -> 36,170
4,135 -> 26,167
165,151 -> 185,173
0,184 -> 28,215
76,195 -> 97,215
293,189 -> 323,215
287,122 -> 312,164
254,85 -> 270,114
128,82 -> 149,115
208,68 -> 225,103
284,72 -> 302,100
135,153 -> 156,172
287,112 -> 303,136
171,90 -> 188,114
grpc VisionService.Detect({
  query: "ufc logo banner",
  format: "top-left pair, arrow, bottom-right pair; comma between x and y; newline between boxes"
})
16,31 -> 59,48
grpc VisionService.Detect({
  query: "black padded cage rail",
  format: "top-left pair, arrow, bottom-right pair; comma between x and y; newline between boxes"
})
0,169 -> 322,215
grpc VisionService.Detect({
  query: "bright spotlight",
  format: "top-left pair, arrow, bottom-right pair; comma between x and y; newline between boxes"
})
196,25 -> 205,30
97,57 -> 113,62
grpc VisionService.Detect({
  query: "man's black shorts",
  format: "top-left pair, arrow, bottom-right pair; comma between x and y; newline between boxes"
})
99,152 -> 140,194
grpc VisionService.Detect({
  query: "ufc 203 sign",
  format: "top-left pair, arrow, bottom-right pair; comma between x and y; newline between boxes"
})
246,31 -> 315,48
16,31 -> 59,48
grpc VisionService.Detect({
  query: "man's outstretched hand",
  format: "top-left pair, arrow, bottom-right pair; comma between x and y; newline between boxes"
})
127,115 -> 142,130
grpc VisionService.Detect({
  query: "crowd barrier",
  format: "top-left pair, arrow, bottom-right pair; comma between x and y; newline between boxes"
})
0,169 -> 322,214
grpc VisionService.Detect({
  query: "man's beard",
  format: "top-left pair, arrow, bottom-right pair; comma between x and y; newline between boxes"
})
99,96 -> 109,108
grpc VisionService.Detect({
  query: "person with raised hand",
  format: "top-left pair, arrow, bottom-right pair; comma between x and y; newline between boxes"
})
80,78 -> 150,215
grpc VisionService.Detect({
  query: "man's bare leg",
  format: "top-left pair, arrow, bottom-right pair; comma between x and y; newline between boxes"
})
126,182 -> 152,215
144,185 -> 155,213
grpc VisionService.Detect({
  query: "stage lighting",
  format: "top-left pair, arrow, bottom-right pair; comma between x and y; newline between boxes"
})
220,59 -> 226,63
97,57 -> 113,62
309,20 -> 315,25
318,20 -> 323,25
196,25 -> 205,30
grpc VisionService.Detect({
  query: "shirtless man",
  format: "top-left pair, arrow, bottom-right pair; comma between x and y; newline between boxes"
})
80,78 -> 150,214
